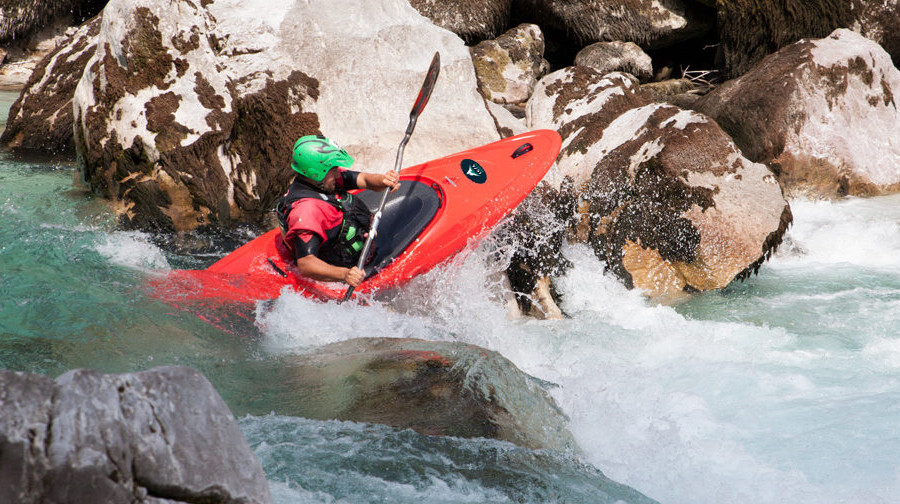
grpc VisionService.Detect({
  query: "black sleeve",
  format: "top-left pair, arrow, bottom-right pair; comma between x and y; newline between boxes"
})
341,169 -> 361,190
292,234 -> 323,260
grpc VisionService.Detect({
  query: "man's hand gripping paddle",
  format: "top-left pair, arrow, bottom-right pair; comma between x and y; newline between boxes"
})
341,51 -> 441,302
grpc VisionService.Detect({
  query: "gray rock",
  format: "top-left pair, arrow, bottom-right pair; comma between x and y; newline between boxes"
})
575,41 -> 653,82
0,366 -> 272,504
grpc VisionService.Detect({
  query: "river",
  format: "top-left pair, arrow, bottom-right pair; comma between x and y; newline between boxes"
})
2,89 -> 898,503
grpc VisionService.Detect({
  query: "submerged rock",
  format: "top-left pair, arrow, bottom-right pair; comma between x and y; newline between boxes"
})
0,366 -> 272,504
72,0 -> 498,232
696,29 -> 900,198
272,337 -> 577,453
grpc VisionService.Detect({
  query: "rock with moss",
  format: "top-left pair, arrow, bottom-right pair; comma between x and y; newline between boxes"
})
527,66 -> 790,302
1,15 -> 99,153
851,0 -> 900,76
72,0 -> 499,232
696,29 -> 900,198
515,0 -> 715,50
574,41 -> 653,82
0,0 -> 105,43
715,0 -> 853,79
471,23 -> 549,106
0,366 -> 272,504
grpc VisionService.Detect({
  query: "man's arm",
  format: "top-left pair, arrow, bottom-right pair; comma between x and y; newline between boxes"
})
355,170 -> 400,192
296,255 -> 364,286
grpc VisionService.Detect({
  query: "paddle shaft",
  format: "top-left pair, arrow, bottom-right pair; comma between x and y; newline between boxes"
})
342,52 -> 440,302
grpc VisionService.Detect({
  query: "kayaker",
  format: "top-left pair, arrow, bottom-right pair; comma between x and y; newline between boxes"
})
275,135 -> 399,287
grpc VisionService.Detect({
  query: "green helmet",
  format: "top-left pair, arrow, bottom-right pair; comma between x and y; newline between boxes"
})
291,135 -> 354,181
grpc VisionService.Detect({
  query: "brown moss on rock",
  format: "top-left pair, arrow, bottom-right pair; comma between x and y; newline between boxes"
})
122,7 -> 176,93
1,15 -> 100,153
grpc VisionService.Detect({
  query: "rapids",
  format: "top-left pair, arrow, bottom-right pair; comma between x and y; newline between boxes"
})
2,90 -> 899,503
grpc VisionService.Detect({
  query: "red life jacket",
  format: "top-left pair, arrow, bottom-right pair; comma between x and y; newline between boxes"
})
276,177 -> 372,267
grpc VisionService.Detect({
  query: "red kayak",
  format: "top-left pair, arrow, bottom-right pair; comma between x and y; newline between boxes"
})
151,129 -> 562,304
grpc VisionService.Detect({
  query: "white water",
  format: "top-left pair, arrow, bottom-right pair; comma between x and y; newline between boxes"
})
254,195 -> 900,504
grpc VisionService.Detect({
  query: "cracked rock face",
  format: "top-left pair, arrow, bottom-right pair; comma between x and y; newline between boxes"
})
0,366 -> 272,504
696,29 -> 900,198
527,66 -> 791,301
73,0 -> 498,232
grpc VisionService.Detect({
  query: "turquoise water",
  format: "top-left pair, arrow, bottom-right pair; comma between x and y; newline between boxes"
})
4,88 -> 900,502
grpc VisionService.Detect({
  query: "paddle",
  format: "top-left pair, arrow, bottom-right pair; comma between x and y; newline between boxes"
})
341,51 -> 441,303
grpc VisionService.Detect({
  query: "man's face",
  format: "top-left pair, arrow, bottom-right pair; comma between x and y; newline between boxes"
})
305,168 -> 339,192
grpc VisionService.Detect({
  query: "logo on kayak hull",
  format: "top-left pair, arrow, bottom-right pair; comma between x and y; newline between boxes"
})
461,159 -> 487,184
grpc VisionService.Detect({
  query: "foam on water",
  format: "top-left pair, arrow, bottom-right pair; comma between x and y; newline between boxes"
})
94,230 -> 171,270
257,194 -> 900,504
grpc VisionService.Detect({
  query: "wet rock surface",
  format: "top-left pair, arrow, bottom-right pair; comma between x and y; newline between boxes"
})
270,337 -> 577,452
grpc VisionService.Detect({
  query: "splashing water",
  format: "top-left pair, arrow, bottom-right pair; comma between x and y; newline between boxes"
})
4,122 -> 900,502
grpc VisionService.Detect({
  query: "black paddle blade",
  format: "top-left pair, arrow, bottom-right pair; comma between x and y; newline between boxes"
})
410,51 -> 440,121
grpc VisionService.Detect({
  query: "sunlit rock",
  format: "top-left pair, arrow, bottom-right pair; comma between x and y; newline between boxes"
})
0,367 -> 272,504
527,66 -> 790,300
575,104 -> 791,301
526,67 -> 652,188
471,23 -> 548,106
1,16 -> 99,152
514,0 -> 714,50
274,337 -> 577,452
696,29 -> 900,198
574,41 -> 653,82
73,0 -> 498,232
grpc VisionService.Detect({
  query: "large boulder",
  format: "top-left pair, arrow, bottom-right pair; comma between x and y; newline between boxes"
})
408,0 -> 511,43
695,29 -> 900,198
471,23 -> 549,106
73,0 -> 499,232
268,337 -> 577,452
514,0 -> 715,51
716,0 -> 854,79
1,16 -> 100,152
527,67 -> 791,301
0,366 -> 272,504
